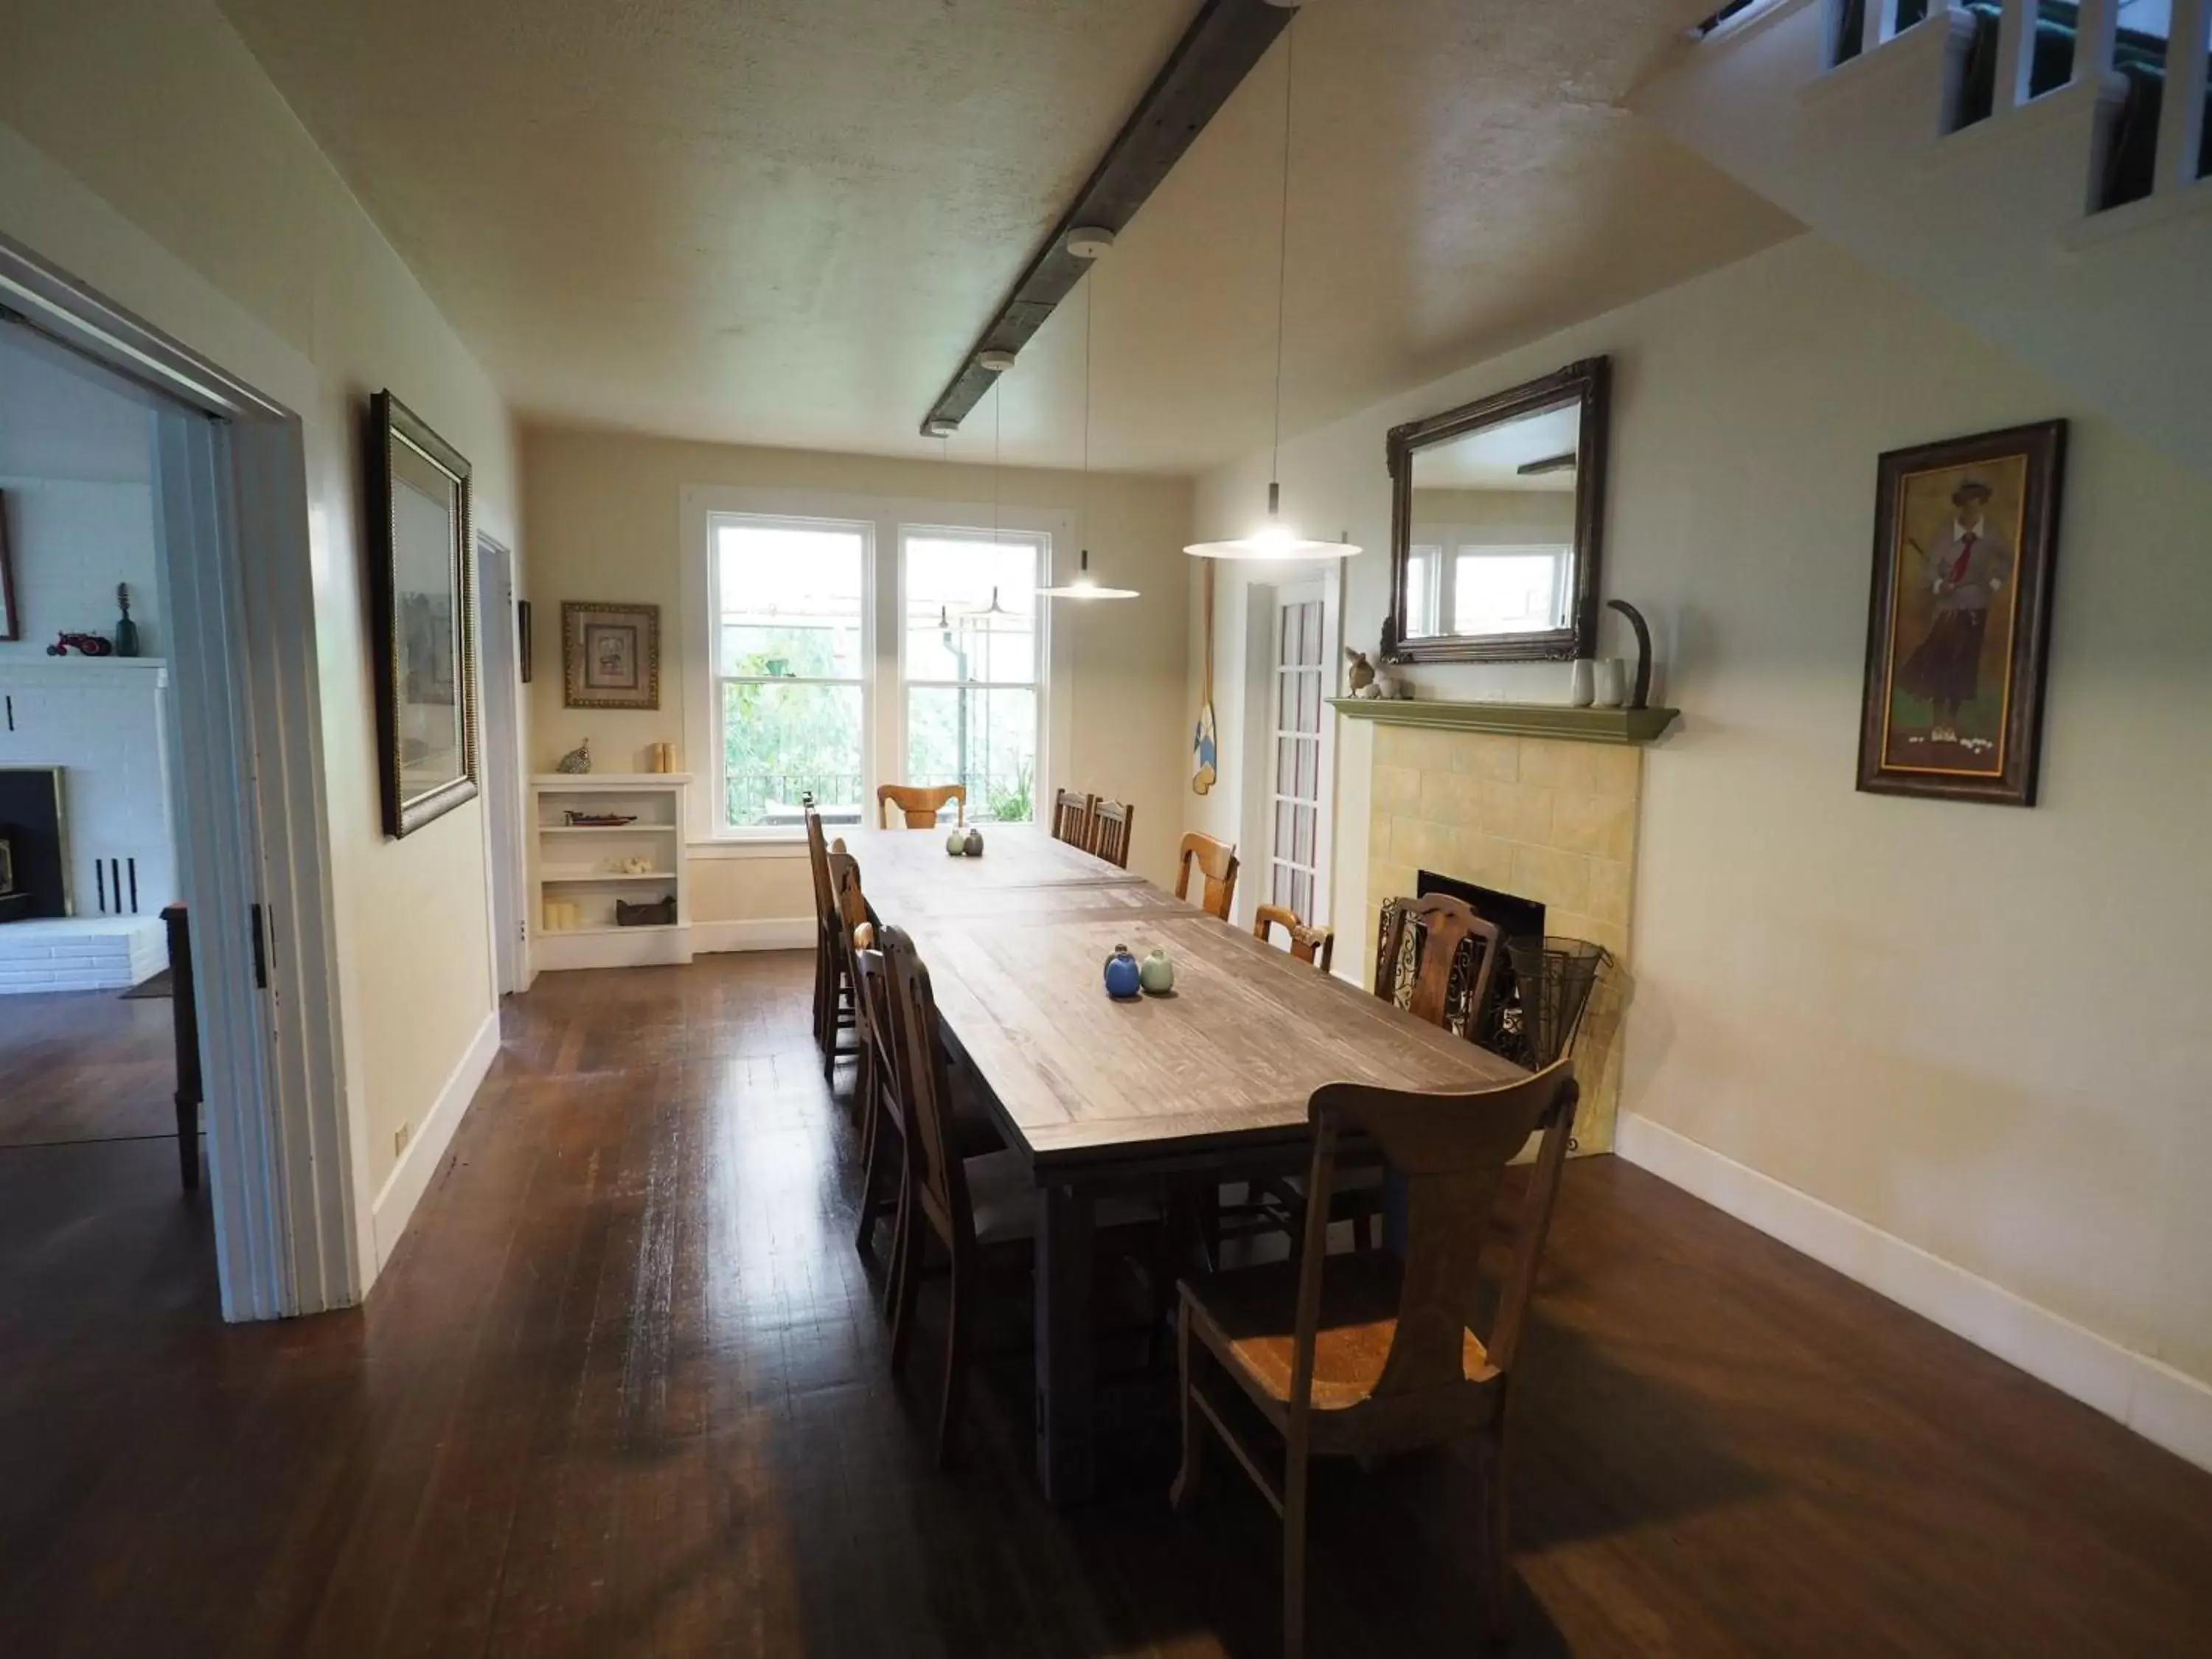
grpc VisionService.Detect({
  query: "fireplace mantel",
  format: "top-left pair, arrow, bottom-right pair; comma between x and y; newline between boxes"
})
1330,697 -> 1678,745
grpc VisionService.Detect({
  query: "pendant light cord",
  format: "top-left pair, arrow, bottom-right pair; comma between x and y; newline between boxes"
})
1082,273 -> 1093,566
1268,15 -> 1294,495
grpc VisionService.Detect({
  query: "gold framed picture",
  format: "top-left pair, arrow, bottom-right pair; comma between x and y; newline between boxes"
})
562,602 -> 661,710
1856,420 -> 2066,807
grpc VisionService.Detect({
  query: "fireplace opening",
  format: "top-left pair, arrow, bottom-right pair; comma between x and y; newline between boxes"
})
1416,868 -> 1543,1062
0,767 -> 69,921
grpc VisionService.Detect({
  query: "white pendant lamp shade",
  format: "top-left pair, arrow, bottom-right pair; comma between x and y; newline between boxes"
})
1185,482 -> 1361,560
1039,545 -> 1139,599
1183,13 -> 1360,563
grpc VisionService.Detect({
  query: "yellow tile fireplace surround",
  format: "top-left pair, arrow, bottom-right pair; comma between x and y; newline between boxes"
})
1362,722 -> 1642,1152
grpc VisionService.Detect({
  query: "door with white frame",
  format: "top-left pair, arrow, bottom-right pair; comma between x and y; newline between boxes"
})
476,533 -> 528,994
1265,579 -> 1330,928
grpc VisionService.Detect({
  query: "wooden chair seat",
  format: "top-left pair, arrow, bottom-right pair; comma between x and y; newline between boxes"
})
964,1149 -> 1158,1247
1184,1254 -> 1495,1417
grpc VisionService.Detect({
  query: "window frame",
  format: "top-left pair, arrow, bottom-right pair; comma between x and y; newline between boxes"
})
681,485 -> 1066,850
896,522 -> 1048,826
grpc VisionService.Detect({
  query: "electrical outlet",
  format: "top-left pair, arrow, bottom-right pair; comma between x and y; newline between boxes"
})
394,1120 -> 412,1158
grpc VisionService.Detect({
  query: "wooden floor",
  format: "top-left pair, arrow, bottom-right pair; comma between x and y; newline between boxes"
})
0,987 -> 180,1147
3,950 -> 2208,1657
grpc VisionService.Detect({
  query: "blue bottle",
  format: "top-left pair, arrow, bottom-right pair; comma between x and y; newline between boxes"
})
1103,943 -> 1141,1000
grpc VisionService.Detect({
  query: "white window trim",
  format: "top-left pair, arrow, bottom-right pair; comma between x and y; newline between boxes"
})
681,485 -> 1069,849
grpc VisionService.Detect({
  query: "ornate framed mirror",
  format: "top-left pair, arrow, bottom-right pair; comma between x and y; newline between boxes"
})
1383,355 -> 1610,664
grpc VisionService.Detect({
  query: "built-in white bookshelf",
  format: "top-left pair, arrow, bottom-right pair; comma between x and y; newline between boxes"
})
530,773 -> 692,973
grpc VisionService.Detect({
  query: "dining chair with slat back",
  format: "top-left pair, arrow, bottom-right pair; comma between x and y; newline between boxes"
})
1373,892 -> 1505,1041
1090,798 -> 1135,869
877,782 -> 964,829
1171,1060 -> 1581,1658
1051,787 -> 1096,849
829,851 -> 883,1125
1253,903 -> 1335,974
1175,832 -> 1239,921
805,807 -> 861,1076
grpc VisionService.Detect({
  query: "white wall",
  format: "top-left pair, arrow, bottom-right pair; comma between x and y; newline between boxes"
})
1190,234 -> 2212,1437
0,0 -> 521,1265
522,426 -> 1194,923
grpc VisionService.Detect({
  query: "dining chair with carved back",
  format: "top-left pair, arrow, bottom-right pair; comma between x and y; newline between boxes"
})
1051,787 -> 1097,849
804,807 -> 863,1079
877,782 -> 965,830
829,850 -> 885,1127
1175,832 -> 1239,922
1253,903 -> 1335,974
1373,892 -> 1506,1040
1088,798 -> 1135,869
1170,1060 -> 1580,1658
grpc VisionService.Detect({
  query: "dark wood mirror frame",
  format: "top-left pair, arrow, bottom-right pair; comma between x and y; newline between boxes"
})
1383,355 -> 1611,664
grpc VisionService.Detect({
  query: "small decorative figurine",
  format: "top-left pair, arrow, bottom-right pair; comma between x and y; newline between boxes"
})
1344,647 -> 1378,698
1103,942 -> 1142,1000
114,584 -> 140,658
946,829 -> 967,855
46,630 -> 114,658
1138,947 -> 1175,995
963,827 -> 984,857
554,737 -> 592,774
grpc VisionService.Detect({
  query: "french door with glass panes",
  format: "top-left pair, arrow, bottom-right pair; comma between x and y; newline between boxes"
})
1267,581 -> 1326,925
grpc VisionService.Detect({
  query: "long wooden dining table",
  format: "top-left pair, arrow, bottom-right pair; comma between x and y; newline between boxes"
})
840,824 -> 1523,1503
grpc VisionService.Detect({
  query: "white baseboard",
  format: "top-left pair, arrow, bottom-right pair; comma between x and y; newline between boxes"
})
1615,1111 -> 2212,1474
369,1009 -> 501,1274
692,916 -> 812,953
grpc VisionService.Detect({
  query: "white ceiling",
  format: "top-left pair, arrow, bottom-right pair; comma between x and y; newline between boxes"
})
216,0 -> 1795,476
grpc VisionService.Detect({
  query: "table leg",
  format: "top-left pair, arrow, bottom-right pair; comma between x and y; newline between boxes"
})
1034,1182 -> 1096,1504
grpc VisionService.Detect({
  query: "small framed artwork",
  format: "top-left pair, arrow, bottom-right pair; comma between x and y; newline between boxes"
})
1856,419 -> 2066,807
366,391 -> 479,838
518,599 -> 533,684
563,602 -> 661,709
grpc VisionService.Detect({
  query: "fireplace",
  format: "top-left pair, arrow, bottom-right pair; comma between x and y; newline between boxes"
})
1417,868 -> 1543,1062
0,767 -> 69,921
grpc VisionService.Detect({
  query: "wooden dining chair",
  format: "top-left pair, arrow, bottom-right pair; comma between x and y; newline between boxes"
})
1089,798 -> 1135,869
877,782 -> 964,829
805,807 -> 862,1079
1253,903 -> 1335,974
1373,892 -> 1506,1042
1175,832 -> 1239,921
1170,1060 -> 1581,1658
829,850 -> 884,1123
1051,787 -> 1096,848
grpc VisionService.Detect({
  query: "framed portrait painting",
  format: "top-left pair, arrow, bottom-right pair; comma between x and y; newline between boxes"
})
563,602 -> 661,710
367,391 -> 479,838
1857,420 -> 2066,807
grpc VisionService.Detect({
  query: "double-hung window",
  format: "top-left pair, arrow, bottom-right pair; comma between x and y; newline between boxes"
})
711,515 -> 869,830
901,528 -> 1042,824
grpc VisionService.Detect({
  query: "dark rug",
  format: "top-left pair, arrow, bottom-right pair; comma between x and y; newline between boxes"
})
121,969 -> 173,1001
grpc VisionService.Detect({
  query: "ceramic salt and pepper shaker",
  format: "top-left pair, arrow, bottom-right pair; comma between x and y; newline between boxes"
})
946,828 -> 967,855
1103,943 -> 1142,1000
963,827 -> 984,857
1139,947 -> 1175,995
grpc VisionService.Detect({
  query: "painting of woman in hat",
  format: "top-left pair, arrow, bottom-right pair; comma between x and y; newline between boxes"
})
1857,421 -> 2066,807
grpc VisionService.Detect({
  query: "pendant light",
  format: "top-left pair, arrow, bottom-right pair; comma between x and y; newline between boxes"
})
1040,264 -> 1138,598
1185,14 -> 1360,562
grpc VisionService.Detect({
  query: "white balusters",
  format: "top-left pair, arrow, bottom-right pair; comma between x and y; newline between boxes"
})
2156,0 -> 2210,194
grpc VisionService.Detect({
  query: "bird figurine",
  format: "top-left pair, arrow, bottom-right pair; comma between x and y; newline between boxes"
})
554,737 -> 592,775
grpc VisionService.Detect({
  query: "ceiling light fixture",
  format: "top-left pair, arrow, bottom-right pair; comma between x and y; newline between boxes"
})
1186,14 -> 1360,563
977,348 -> 1018,373
1040,271 -> 1138,600
1066,226 -> 1117,260
924,417 -> 958,439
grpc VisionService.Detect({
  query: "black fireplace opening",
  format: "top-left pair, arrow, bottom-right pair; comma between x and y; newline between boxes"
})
0,767 -> 68,921
1416,868 -> 1544,1061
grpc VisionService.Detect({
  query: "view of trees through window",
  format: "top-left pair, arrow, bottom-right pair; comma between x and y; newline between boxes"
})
711,515 -> 1045,831
716,519 -> 866,829
903,532 -> 1041,824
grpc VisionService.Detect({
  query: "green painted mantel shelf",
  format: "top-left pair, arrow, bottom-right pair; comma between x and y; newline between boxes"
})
1328,698 -> 1680,745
